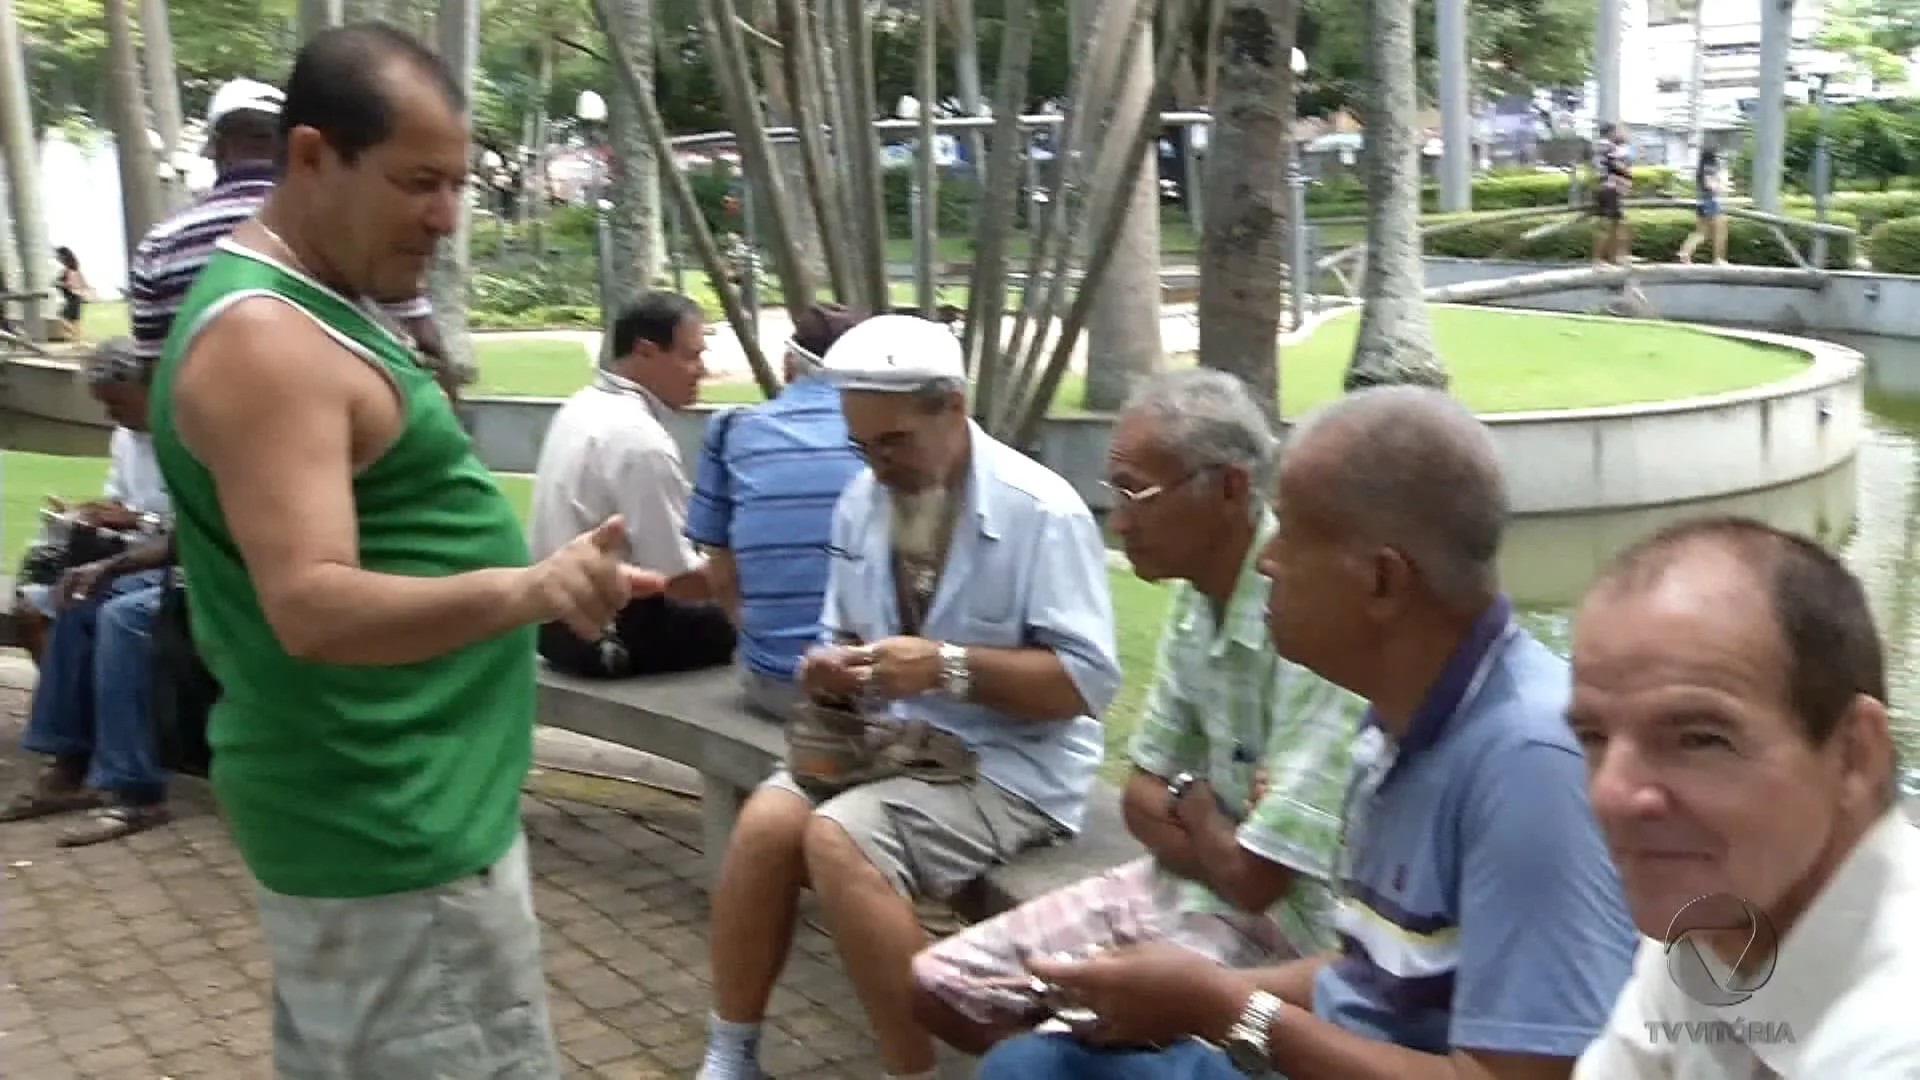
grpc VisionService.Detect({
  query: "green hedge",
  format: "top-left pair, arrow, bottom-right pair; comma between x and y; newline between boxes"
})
1306,167 -> 1682,219
1781,190 -> 1920,233
1868,218 -> 1920,275
1424,208 -> 1859,268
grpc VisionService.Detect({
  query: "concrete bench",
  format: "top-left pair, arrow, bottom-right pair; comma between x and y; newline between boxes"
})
0,575 -> 20,649
537,665 -> 1146,918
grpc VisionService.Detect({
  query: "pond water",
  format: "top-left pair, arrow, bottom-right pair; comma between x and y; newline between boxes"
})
1506,332 -> 1920,772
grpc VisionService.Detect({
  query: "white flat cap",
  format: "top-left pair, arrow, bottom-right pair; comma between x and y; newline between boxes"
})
820,313 -> 965,392
207,78 -> 285,130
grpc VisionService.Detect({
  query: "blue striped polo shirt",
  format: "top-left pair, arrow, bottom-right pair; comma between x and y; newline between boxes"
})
683,375 -> 864,680
1314,597 -> 1637,1059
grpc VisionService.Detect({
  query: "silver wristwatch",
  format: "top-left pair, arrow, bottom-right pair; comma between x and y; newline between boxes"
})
1221,990 -> 1282,1074
1166,771 -> 1201,818
937,642 -> 970,700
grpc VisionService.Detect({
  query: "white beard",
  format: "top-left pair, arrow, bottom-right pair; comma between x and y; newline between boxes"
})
890,485 -> 955,566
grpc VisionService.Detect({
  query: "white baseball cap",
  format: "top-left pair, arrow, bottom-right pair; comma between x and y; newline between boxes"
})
205,78 -> 285,132
820,313 -> 965,392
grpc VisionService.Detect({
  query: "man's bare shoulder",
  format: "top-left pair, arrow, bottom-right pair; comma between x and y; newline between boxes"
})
175,295 -> 356,401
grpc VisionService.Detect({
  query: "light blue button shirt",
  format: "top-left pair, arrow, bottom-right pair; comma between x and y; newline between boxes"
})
821,422 -> 1121,832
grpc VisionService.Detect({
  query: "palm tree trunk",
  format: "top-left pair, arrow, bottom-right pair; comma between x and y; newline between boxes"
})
519,36 -> 555,253
426,0 -> 478,378
0,0 -> 51,336
299,0 -> 342,42
138,0 -> 184,212
1197,0 -> 1295,421
105,0 -> 162,256
1342,0 -> 1445,391
605,0 -> 663,307
1080,0 -> 1165,412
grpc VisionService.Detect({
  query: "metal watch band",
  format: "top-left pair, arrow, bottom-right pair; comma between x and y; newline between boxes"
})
938,642 -> 970,700
1224,989 -> 1283,1074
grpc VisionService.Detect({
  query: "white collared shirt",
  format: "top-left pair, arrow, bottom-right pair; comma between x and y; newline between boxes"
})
1574,811 -> 1920,1078
104,426 -> 171,518
526,370 -> 699,576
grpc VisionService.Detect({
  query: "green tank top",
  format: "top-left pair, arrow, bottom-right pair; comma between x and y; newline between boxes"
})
147,244 -> 536,899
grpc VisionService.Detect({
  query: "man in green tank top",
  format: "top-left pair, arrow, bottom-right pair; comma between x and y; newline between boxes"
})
144,25 -> 663,1079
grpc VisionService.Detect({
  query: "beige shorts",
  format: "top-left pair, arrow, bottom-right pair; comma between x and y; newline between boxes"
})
762,768 -> 1064,902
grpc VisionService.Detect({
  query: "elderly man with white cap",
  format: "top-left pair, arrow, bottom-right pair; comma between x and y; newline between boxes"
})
125,77 -> 450,389
698,313 -> 1123,1080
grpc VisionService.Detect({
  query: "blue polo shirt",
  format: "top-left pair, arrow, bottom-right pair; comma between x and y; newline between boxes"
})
1314,597 -> 1638,1058
683,376 -> 864,680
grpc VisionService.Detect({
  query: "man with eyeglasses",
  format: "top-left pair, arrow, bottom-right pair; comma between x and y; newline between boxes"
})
971,387 -> 1636,1080
908,368 -> 1364,1058
697,313 -> 1121,1080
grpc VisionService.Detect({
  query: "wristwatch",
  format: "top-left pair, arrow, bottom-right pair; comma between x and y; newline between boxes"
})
1165,771 -> 1201,818
1221,990 -> 1283,1074
937,642 -> 971,700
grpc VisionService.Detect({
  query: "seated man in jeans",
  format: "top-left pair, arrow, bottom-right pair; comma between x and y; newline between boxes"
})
910,369 -> 1364,1054
3,339 -> 175,845
698,314 -> 1122,1080
976,388 -> 1637,1080
683,302 -> 869,720
527,290 -> 736,676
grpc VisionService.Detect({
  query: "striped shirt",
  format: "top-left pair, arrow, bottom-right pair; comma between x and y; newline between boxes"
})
1126,507 -> 1366,951
127,161 -> 433,365
683,376 -> 864,680
1314,599 -> 1635,1057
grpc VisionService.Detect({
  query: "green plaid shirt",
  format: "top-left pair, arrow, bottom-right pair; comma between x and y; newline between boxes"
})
1125,510 -> 1367,951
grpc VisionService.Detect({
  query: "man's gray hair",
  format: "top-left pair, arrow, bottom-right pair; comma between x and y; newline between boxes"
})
1288,385 -> 1508,608
1124,368 -> 1280,500
909,375 -> 967,412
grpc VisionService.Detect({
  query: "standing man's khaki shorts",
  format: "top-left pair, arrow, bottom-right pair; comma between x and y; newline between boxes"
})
762,768 -> 1064,901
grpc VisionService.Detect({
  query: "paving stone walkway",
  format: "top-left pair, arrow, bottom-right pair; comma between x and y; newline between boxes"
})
0,683 -> 885,1079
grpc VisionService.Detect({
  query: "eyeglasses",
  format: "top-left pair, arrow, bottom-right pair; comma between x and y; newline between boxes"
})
1099,469 -> 1208,508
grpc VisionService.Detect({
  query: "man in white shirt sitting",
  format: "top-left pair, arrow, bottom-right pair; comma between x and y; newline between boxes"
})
1568,516 -> 1920,1078
526,291 -> 735,677
3,338 -> 178,845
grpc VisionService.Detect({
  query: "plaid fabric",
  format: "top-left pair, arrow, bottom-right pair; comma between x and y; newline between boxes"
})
1125,509 -> 1367,952
910,856 -> 1297,1027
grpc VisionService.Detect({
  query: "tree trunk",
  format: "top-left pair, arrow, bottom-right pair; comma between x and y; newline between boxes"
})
299,0 -> 343,41
605,0 -> 662,310
105,0 -> 162,257
1196,0 -> 1294,422
755,0 -> 826,281
1342,0 -> 1444,391
426,0 -> 478,379
519,36 -> 555,254
138,0 -> 184,212
0,0 -> 51,336
945,0 -> 989,182
1079,0 -> 1165,412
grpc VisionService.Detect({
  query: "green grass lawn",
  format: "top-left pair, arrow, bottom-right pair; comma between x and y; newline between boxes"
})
2,449 -> 1170,772
475,305 -> 1811,414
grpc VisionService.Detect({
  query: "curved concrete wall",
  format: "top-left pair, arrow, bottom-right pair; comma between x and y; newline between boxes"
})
3,306 -> 1871,519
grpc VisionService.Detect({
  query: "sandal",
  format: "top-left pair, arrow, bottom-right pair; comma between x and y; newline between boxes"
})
56,804 -> 172,848
0,785 -> 102,823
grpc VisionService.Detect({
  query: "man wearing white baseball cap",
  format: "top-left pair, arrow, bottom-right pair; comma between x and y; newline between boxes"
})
126,76 -> 450,388
698,313 -> 1123,1080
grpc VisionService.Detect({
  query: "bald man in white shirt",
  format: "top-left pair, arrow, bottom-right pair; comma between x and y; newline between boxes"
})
1566,516 -> 1920,1079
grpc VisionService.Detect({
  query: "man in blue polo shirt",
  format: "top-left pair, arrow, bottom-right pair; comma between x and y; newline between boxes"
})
683,303 -> 869,717
976,386 -> 1637,1080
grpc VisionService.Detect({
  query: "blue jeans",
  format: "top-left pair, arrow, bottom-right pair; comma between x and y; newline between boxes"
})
978,1033 -> 1247,1080
22,568 -> 168,805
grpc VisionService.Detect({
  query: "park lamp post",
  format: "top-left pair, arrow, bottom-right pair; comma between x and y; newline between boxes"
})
480,149 -> 503,217
574,89 -> 616,345
897,93 -> 933,312
1804,52 -> 1843,269
1287,47 -> 1310,329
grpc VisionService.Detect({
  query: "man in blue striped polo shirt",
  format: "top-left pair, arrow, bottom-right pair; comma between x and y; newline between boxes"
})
126,78 -> 448,388
683,303 -> 869,717
977,387 -> 1638,1080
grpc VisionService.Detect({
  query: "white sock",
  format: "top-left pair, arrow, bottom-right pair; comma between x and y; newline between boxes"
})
699,1013 -> 762,1080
